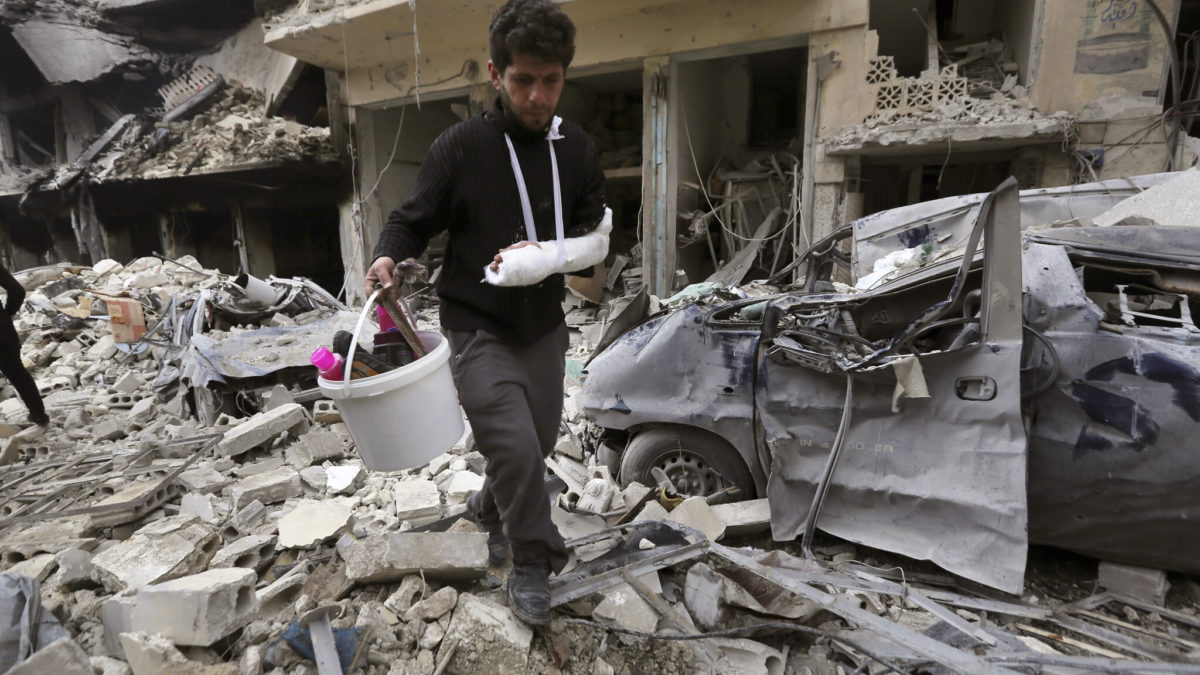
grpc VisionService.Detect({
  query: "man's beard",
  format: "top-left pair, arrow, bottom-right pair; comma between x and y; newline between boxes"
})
498,86 -> 551,135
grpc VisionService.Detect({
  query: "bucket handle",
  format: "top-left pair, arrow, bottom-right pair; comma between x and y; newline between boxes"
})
343,288 -> 382,385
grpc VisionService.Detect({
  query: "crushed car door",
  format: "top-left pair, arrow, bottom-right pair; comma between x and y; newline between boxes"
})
755,179 -> 1029,593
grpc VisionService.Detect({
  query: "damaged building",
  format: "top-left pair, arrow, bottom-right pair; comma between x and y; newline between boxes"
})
0,0 -> 347,295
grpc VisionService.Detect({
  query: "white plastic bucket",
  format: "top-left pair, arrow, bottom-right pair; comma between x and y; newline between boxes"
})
317,292 -> 463,471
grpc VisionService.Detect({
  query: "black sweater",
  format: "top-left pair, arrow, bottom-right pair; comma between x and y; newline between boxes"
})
373,102 -> 606,344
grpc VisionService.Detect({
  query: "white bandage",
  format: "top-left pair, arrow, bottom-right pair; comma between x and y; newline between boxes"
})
484,207 -> 612,287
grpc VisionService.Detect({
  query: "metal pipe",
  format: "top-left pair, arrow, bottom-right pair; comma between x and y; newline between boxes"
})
801,373 -> 854,559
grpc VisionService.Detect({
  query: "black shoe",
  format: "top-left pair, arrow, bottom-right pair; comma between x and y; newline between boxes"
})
507,564 -> 551,626
28,412 -> 49,427
466,492 -> 510,566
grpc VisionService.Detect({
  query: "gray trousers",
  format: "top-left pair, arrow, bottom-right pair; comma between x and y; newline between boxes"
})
445,323 -> 569,572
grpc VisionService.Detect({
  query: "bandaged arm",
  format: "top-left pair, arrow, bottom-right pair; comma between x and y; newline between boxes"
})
484,207 -> 612,286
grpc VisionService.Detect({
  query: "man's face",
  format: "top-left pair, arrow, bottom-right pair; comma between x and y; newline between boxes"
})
489,52 -> 565,133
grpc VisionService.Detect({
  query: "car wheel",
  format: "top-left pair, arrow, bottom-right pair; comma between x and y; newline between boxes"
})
619,427 -> 755,499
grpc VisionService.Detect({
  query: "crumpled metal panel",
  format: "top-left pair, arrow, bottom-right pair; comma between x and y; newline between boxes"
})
851,173 -> 1173,280
579,302 -> 766,492
1023,242 -> 1200,573
185,310 -> 360,384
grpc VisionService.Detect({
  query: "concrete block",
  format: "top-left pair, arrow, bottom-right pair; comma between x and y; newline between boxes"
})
7,637 -> 92,675
326,465 -> 364,494
91,517 -> 218,592
105,393 -> 140,409
222,500 -> 268,538
383,575 -> 429,617
118,631 -> 187,675
101,592 -> 137,656
441,593 -> 533,674
217,403 -> 307,457
93,418 -> 128,442
576,477 -> 616,514
284,427 -> 345,467
442,471 -> 484,506
131,568 -> 260,646
710,637 -> 785,675
88,480 -> 181,527
128,397 -> 156,424
666,496 -> 726,541
256,561 -> 310,619
228,467 -> 301,508
554,434 -> 584,460
312,399 -> 341,423
343,532 -> 488,583
392,480 -> 441,521
1098,561 -> 1169,605
710,498 -> 771,537
278,499 -> 351,548
403,586 -> 458,622
210,535 -> 276,572
302,560 -> 355,603
86,335 -> 118,360
634,500 -> 670,522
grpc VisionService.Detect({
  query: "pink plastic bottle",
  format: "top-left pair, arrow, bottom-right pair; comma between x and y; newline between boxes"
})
376,304 -> 397,332
311,347 -> 345,380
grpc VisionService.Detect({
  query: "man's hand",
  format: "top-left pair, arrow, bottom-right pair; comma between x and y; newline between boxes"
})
489,241 -> 542,272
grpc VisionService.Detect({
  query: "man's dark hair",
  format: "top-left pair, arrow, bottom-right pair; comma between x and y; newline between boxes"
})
489,0 -> 576,74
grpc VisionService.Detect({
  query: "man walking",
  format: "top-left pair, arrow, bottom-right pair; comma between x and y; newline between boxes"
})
0,263 -> 48,427
364,0 -> 607,625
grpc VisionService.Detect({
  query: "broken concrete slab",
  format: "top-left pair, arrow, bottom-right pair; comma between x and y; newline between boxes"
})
209,535 -> 276,572
709,637 -> 785,675
7,636 -> 92,675
392,480 -> 442,522
593,581 -> 659,634
118,631 -> 187,675
101,593 -> 137,656
88,479 -> 177,527
217,403 -> 307,457
131,568 -> 259,646
283,426 -> 345,467
1093,168 -> 1200,228
112,371 -> 146,394
179,493 -> 217,522
1098,561 -> 1169,605
299,465 -> 327,490
5,553 -> 58,582
710,498 -> 771,537
176,466 -> 233,494
667,496 -> 726,541
441,593 -> 533,674
277,499 -> 351,548
228,466 -> 301,508
91,516 -> 218,592
343,532 -> 488,583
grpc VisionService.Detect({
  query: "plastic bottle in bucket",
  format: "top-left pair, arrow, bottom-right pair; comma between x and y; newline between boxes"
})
311,347 -> 345,380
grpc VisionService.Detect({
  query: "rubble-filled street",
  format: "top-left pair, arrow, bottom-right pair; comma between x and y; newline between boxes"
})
4,0 -> 1200,673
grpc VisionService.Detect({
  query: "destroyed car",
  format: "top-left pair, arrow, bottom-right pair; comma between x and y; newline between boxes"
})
580,172 -> 1200,592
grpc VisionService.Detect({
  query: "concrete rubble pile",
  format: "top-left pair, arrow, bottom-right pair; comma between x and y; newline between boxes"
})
0,257 -> 1191,674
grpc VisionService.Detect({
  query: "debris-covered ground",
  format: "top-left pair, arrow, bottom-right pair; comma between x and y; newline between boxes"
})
1,251 -> 1199,675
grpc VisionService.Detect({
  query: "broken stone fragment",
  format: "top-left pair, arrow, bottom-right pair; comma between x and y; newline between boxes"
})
709,637 -> 785,675
441,593 -> 533,674
217,403 -> 307,457
1098,561 -> 1170,605
256,560 -> 310,619
112,371 -> 146,394
403,586 -> 458,622
666,496 -> 726,542
392,479 -> 442,522
177,465 -> 232,494
709,498 -> 771,537
299,465 -> 327,490
343,532 -> 488,583
7,636 -> 92,675
277,499 -> 352,548
52,547 -> 95,591
4,553 -> 58,582
228,466 -> 302,508
441,470 -> 484,506
118,631 -> 188,675
592,580 -> 659,634
130,567 -> 260,646
325,464 -> 364,494
283,426 -> 346,467
179,493 -> 217,522
383,575 -> 429,617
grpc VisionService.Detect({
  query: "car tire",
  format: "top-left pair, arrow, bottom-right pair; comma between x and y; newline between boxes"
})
619,427 -> 755,499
